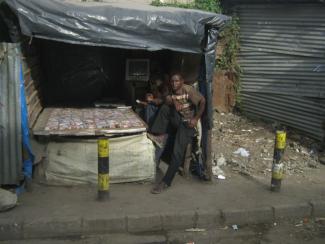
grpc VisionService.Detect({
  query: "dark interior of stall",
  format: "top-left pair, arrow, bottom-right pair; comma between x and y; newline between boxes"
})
37,40 -> 174,108
20,38 -> 202,128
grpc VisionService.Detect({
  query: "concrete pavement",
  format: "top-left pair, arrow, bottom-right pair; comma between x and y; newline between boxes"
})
1,166 -> 325,241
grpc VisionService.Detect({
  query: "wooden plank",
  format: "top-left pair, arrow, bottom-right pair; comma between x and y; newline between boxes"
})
25,80 -> 40,99
23,72 -> 32,86
29,105 -> 43,129
28,98 -> 42,118
25,79 -> 34,91
23,66 -> 41,86
26,89 -> 39,105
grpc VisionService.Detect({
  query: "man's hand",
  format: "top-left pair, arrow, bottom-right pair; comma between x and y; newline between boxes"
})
188,117 -> 198,128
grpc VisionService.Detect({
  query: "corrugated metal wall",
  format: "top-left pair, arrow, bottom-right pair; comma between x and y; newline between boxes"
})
237,4 -> 325,141
0,43 -> 22,185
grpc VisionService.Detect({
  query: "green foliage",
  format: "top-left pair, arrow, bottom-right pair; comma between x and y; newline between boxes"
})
151,0 -> 222,13
195,0 -> 222,13
217,16 -> 241,78
217,16 -> 242,107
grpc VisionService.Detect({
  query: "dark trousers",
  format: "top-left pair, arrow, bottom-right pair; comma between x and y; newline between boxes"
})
150,105 -> 195,186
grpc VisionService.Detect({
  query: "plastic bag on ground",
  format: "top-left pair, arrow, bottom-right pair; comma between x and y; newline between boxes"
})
233,148 -> 250,157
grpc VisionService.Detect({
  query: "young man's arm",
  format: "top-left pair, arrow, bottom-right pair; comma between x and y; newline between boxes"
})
188,88 -> 206,128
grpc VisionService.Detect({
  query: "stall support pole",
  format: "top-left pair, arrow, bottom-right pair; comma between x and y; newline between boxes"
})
270,129 -> 286,192
98,138 -> 110,201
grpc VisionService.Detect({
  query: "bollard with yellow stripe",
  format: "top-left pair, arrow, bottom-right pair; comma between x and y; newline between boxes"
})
276,130 -> 286,150
271,129 -> 286,192
98,138 -> 110,201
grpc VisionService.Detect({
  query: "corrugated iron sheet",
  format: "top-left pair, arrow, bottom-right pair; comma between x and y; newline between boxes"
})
0,43 -> 22,185
237,4 -> 325,141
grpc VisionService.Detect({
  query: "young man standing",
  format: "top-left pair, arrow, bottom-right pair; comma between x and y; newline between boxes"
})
150,72 -> 206,194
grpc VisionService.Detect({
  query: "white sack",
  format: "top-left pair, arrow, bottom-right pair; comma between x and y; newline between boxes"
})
45,133 -> 155,185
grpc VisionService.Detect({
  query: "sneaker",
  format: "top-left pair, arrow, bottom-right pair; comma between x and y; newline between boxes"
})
150,181 -> 168,194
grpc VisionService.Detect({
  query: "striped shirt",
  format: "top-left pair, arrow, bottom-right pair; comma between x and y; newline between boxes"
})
168,84 -> 204,120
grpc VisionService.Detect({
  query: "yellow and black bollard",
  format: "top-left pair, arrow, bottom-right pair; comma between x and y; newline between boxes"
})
98,138 -> 110,201
271,129 -> 286,192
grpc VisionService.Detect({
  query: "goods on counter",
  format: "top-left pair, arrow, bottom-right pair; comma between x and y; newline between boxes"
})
45,108 -> 145,132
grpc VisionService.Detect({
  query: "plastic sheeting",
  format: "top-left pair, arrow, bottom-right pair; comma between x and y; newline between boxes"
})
20,65 -> 34,180
5,0 -> 229,53
45,133 -> 155,185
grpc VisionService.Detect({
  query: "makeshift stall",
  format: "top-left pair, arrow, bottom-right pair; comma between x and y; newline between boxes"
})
1,0 -> 229,185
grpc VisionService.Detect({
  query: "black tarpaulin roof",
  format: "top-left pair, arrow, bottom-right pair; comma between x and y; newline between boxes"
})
5,0 -> 229,53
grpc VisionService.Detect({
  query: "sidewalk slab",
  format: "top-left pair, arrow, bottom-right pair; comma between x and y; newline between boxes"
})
0,219 -> 23,240
222,207 -> 273,225
0,169 -> 325,241
23,217 -> 82,239
196,209 -> 222,228
0,233 -> 167,244
273,203 -> 312,221
82,214 -> 127,234
127,213 -> 162,233
161,210 -> 196,230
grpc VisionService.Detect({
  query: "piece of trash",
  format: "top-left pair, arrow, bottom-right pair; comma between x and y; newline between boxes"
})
273,222 -> 277,226
233,148 -> 250,157
217,175 -> 226,180
186,242 -> 195,244
217,155 -> 226,166
263,158 -> 273,161
309,149 -> 317,155
241,129 -> 252,132
295,223 -> 303,227
301,148 -> 309,155
232,225 -> 239,231
185,228 -> 206,232
255,138 -> 263,143
212,165 -> 224,176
